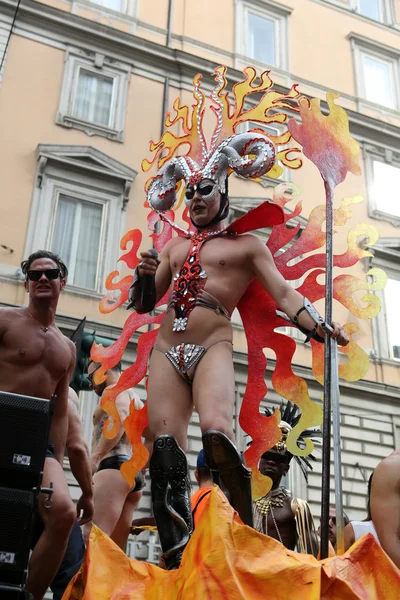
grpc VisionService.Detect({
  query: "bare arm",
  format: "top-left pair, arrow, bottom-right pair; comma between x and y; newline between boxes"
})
138,240 -> 174,304
249,236 -> 349,346
67,391 -> 92,498
51,342 -> 76,464
304,502 -> 319,557
371,453 -> 400,568
67,389 -> 94,524
90,390 -> 131,472
344,523 -> 355,551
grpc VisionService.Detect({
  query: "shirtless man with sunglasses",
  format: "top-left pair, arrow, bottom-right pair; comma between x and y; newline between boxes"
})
0,250 -> 77,600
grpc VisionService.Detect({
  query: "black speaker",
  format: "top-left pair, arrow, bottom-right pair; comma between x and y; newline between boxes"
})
0,488 -> 37,586
0,391 -> 52,490
0,585 -> 33,599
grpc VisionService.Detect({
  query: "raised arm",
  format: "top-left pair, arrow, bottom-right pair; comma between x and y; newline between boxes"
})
370,453 -> 400,568
90,390 -> 132,473
127,240 -> 173,313
249,235 -> 349,346
51,341 -> 76,464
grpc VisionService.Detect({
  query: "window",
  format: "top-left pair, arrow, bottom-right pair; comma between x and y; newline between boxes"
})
355,0 -> 395,24
384,278 -> 400,359
349,35 -> 400,112
247,12 -> 276,65
367,240 -> 400,361
91,0 -> 122,10
0,18 -> 12,87
73,69 -> 114,127
51,195 -> 104,289
57,49 -> 130,141
364,144 -> 400,225
70,0 -> 138,16
24,145 -> 137,296
324,0 -> 394,25
358,0 -> 382,20
361,53 -> 396,109
371,161 -> 400,218
235,1 -> 291,70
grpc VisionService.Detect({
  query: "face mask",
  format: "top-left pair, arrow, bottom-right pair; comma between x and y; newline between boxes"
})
185,179 -> 219,206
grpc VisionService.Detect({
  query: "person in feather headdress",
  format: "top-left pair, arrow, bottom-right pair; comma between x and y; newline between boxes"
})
253,401 -> 320,557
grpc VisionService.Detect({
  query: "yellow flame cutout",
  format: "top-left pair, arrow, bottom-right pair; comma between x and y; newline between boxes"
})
142,66 -> 303,194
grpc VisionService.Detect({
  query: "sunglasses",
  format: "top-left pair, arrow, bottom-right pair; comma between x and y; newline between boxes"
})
27,269 -> 60,281
185,182 -> 216,201
88,365 -> 101,384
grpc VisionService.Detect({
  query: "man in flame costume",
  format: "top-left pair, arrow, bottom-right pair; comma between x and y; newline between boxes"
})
64,67 -> 400,600
128,67 -> 349,570
253,401 -> 321,556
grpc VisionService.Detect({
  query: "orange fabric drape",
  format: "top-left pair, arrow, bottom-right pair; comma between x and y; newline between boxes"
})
63,488 -> 400,600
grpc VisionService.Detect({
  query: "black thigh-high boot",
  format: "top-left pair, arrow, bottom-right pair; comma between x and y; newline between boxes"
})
150,435 -> 193,569
202,430 -> 254,528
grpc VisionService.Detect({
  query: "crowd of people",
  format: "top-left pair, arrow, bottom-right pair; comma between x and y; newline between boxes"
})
0,163 -> 398,597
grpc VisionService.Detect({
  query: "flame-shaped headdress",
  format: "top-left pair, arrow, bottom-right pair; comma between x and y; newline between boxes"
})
145,66 -> 301,212
147,133 -> 276,211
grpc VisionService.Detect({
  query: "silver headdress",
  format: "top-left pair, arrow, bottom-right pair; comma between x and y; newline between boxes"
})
147,132 -> 276,212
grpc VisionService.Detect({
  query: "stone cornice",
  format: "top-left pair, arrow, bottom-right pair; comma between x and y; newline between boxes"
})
0,0 -> 398,148
36,144 -> 137,182
348,31 -> 400,58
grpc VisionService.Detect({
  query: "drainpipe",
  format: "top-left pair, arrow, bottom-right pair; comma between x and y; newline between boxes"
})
149,0 -> 174,334
161,0 -> 174,135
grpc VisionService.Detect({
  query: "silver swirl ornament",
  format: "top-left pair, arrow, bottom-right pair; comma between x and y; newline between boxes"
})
220,132 -> 276,179
147,158 -> 188,212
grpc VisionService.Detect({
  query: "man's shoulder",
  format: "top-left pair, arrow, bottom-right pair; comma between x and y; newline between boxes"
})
0,306 -> 26,320
222,232 -> 258,242
377,450 -> 400,470
166,235 -> 190,250
290,497 -> 314,518
375,451 -> 400,487
230,233 -> 269,252
0,307 -> 26,336
57,331 -> 76,357
115,386 -> 142,406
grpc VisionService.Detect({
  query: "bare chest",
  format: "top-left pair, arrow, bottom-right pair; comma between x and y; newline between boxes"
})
266,500 -> 294,528
170,235 -> 249,278
2,322 -> 71,377
255,495 -> 295,536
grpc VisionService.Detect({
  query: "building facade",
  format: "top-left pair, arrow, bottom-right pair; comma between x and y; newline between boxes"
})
0,0 -> 399,564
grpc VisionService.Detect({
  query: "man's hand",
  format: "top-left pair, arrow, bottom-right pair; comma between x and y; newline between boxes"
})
77,493 -> 94,525
317,322 -> 349,346
138,251 -> 160,278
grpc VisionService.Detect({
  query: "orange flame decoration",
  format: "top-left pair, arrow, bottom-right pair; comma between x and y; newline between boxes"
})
288,93 -> 361,187
92,72 -> 385,500
142,66 -> 302,183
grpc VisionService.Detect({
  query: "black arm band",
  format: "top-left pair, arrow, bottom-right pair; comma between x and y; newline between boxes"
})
292,297 -> 325,344
127,266 -> 156,313
296,323 -> 325,344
